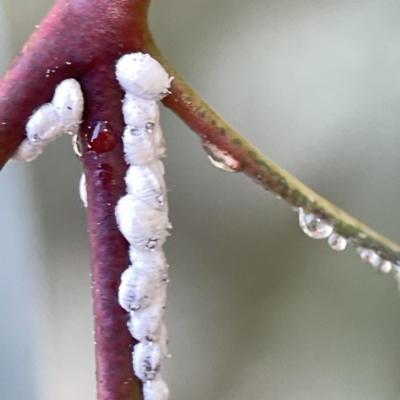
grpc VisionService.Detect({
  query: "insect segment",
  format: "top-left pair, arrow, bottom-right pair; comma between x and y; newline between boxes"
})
115,53 -> 172,400
12,78 -> 84,162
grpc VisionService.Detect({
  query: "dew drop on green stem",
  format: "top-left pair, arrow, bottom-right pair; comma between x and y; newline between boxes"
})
203,143 -> 239,172
379,260 -> 393,274
298,208 -> 334,239
357,247 -> 381,268
328,233 -> 347,251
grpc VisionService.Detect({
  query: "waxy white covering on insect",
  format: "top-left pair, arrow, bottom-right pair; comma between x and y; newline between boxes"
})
125,161 -> 166,209
127,291 -> 167,342
12,78 -> 84,162
52,78 -> 84,133
119,266 -> 168,312
143,377 -> 170,400
115,52 -> 172,400
123,95 -> 159,127
11,139 -> 44,162
26,103 -> 63,143
116,53 -> 172,100
115,195 -> 169,249
133,341 -> 165,381
122,125 -> 162,166
129,248 -> 168,272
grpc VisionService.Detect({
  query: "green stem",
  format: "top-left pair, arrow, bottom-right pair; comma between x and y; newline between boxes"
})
144,39 -> 400,265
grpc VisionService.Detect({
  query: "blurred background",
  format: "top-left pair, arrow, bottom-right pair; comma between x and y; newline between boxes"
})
1,0 -> 400,399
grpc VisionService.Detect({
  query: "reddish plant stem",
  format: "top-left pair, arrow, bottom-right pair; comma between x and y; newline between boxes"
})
80,65 -> 141,400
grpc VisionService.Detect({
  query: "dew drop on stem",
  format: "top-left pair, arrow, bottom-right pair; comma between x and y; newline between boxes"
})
328,233 -> 347,251
203,143 -> 239,172
298,208 -> 334,239
357,247 -> 381,268
379,260 -> 393,274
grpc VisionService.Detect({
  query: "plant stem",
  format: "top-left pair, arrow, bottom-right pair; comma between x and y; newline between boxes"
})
144,40 -> 400,265
80,64 -> 142,400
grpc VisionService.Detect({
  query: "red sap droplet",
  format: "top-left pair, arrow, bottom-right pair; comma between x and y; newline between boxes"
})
88,121 -> 117,153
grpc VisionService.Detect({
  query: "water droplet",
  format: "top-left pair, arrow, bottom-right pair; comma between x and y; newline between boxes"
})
328,233 -> 347,251
88,121 -> 117,153
379,260 -> 393,274
357,247 -> 381,268
358,232 -> 367,239
207,155 -> 235,172
145,122 -> 155,134
72,133 -> 83,158
203,143 -> 239,172
298,208 -> 334,239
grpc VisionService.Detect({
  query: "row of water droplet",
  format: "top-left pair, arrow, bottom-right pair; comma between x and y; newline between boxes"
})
205,149 -> 400,285
298,207 -> 399,280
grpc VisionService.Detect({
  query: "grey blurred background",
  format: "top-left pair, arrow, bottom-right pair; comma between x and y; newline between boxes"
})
1,0 -> 400,399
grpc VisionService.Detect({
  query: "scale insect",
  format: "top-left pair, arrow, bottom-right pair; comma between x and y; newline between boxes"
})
12,78 -> 84,162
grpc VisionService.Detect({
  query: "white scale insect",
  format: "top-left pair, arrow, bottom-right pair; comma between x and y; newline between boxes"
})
115,52 -> 173,400
13,52 -> 172,400
12,79 -> 84,161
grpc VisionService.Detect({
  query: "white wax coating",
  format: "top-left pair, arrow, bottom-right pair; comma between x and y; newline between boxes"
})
133,341 -> 165,381
152,124 -> 165,159
122,95 -> 159,127
79,173 -> 87,207
143,377 -> 170,400
26,103 -> 63,143
115,53 -> 172,100
52,78 -> 84,132
122,125 -> 159,166
115,195 -> 169,249
157,323 -> 169,359
125,161 -> 166,209
119,266 -> 168,312
127,292 -> 167,341
129,247 -> 168,273
11,139 -> 43,162
116,52 -> 173,398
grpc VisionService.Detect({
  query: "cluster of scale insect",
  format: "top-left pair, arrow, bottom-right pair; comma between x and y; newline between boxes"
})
12,79 -> 84,162
114,53 -> 173,400
14,49 -> 399,398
